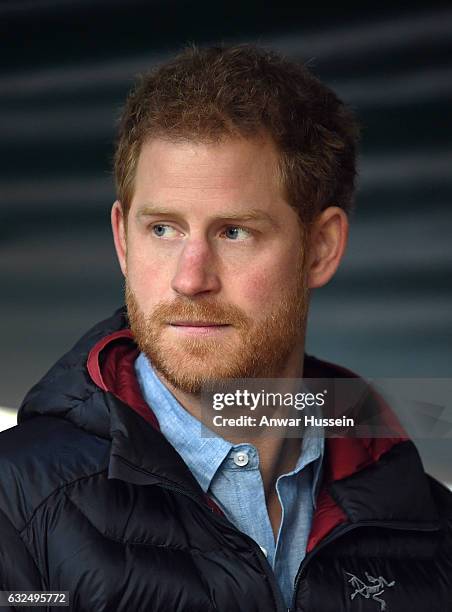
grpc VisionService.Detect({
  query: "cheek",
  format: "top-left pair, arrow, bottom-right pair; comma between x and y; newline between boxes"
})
238,267 -> 288,308
126,254 -> 170,310
233,249 -> 299,310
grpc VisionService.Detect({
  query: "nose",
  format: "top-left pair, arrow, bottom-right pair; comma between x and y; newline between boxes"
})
171,239 -> 221,297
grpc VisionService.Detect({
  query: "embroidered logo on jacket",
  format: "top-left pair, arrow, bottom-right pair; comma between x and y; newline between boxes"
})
345,571 -> 395,611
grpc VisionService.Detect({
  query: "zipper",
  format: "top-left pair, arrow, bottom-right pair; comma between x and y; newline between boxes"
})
289,520 -> 440,611
114,455 -> 287,612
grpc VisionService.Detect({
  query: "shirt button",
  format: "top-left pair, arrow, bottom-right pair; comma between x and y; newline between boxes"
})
233,451 -> 249,467
259,545 -> 268,557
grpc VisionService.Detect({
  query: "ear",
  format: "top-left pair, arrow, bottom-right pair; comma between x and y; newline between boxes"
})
307,206 -> 349,289
111,200 -> 128,277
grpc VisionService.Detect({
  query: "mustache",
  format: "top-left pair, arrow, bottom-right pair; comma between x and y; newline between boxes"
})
148,298 -> 250,328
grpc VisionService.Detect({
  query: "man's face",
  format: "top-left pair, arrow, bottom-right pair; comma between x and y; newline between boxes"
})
119,135 -> 309,393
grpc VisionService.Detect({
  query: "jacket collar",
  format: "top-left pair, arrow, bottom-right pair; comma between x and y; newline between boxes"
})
84,324 -> 210,503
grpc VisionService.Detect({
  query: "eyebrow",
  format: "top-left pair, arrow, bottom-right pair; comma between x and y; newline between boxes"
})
136,204 -> 280,227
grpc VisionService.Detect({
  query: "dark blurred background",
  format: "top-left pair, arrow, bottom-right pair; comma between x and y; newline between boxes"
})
1,0 -> 451,482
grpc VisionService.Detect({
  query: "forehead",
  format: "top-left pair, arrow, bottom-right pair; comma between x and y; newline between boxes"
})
131,135 -> 288,215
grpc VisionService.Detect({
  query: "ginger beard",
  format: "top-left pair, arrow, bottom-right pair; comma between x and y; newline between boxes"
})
126,252 -> 309,394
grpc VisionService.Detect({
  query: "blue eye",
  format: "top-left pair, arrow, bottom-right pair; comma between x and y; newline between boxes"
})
223,226 -> 250,240
152,224 -> 177,238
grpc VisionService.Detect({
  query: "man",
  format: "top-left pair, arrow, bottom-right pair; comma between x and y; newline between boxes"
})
0,45 -> 451,612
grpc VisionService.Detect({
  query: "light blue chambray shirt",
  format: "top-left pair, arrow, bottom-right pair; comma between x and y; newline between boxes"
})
135,353 -> 324,608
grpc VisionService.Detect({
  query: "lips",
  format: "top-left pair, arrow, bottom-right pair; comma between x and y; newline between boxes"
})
169,321 -> 229,327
